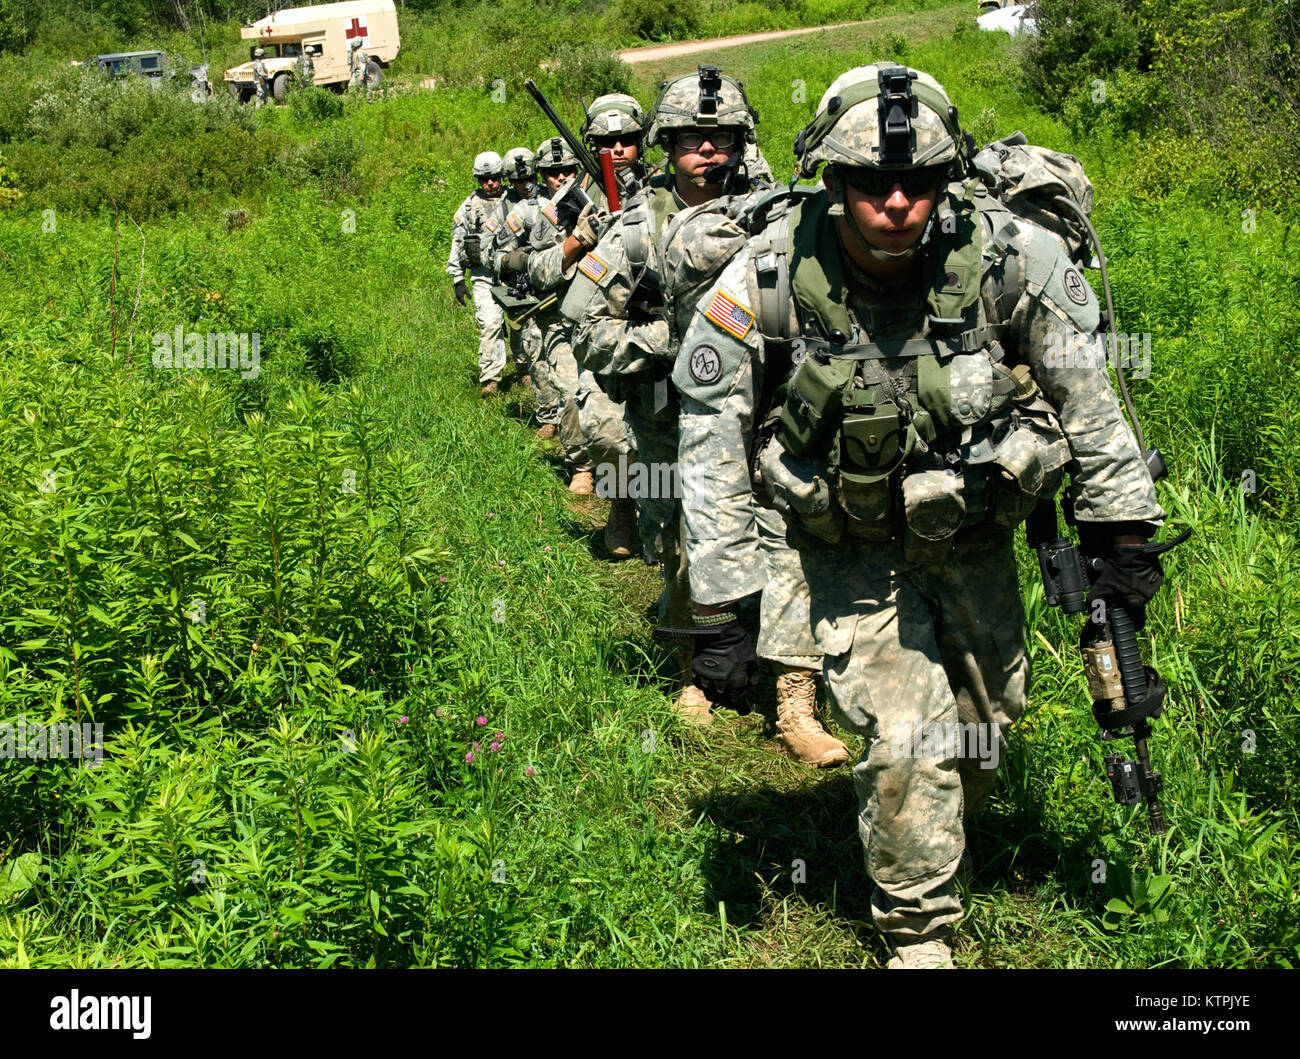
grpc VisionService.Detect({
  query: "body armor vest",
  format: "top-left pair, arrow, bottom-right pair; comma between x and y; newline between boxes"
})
750,185 -> 1069,558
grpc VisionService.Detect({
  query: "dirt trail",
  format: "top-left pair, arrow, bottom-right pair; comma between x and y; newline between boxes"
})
616,18 -> 887,64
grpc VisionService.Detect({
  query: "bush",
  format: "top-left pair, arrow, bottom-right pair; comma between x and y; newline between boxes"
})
289,85 -> 345,124
612,0 -> 701,42
547,44 -> 634,101
1021,0 -> 1143,115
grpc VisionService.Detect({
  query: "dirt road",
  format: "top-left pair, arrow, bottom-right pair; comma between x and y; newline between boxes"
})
616,19 -> 886,64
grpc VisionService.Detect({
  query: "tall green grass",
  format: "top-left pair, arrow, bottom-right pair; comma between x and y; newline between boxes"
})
0,6 -> 1296,967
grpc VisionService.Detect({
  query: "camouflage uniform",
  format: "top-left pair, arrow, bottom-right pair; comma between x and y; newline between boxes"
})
447,154 -> 509,387
252,54 -> 269,108
665,64 -> 1164,948
350,44 -> 369,98
494,183 -> 561,427
295,49 -> 315,89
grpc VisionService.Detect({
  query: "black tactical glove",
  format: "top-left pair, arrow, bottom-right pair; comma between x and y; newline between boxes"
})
453,280 -> 469,306
1084,530 -> 1190,631
691,615 -> 758,707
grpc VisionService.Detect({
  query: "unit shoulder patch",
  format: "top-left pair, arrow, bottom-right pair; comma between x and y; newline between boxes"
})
687,344 -> 723,384
1061,266 -> 1089,305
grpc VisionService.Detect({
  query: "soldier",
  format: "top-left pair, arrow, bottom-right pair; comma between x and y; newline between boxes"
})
447,150 -> 509,397
295,44 -> 316,90
252,47 -> 269,108
527,99 -> 643,518
349,39 -> 369,99
492,144 -> 564,440
664,64 -> 1166,966
564,67 -> 846,763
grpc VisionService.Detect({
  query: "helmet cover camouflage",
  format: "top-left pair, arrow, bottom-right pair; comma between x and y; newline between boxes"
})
535,136 -> 579,170
502,147 -> 537,181
648,65 -> 758,147
472,151 -> 504,178
581,93 -> 645,141
795,64 -> 964,178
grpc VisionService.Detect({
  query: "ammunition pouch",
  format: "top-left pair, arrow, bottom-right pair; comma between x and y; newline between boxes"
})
754,435 -> 844,544
463,229 -> 484,268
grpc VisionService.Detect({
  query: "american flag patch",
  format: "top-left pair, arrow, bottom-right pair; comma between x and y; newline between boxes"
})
485,217 -> 498,233
704,289 -> 754,341
578,254 -> 608,283
541,201 -> 560,226
506,213 -> 522,234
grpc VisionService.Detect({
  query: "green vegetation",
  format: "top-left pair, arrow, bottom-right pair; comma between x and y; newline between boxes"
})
0,2 -> 1297,967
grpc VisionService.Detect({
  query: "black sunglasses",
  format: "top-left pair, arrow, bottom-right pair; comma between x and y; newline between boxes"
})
840,165 -> 947,198
590,135 -> 640,150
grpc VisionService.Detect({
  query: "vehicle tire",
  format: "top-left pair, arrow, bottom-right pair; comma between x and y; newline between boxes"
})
365,59 -> 383,86
272,72 -> 290,104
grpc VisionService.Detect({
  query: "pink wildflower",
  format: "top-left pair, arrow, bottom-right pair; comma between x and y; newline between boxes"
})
465,752 -> 474,763
525,766 -> 536,777
397,715 -> 409,725
476,716 -> 487,726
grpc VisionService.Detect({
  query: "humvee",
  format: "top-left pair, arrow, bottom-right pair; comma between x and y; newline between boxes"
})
224,0 -> 400,104
80,50 -> 211,101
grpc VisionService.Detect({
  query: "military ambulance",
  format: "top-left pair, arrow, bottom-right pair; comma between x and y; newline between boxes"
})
224,0 -> 400,103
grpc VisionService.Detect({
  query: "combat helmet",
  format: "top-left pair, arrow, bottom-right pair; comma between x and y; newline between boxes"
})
794,63 -> 969,180
502,147 -> 536,182
648,65 -> 758,149
253,47 -> 265,58
535,136 -> 578,171
581,94 -> 645,142
472,151 -> 504,178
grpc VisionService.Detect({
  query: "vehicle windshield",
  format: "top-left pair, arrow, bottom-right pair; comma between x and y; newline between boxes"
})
250,43 -> 304,59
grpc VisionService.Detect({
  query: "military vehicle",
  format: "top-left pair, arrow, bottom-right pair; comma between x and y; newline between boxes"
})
224,0 -> 401,103
80,51 -> 211,101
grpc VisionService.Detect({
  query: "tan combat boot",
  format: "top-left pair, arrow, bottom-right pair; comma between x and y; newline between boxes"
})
886,935 -> 955,969
602,498 -> 637,559
675,683 -> 715,726
536,423 -> 558,441
568,470 -> 595,495
775,666 -> 850,767
479,379 -> 499,397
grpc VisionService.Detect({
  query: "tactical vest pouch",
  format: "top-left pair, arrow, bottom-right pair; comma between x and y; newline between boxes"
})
989,403 -> 1069,528
836,390 -> 908,536
754,436 -> 845,544
464,226 -> 485,268
903,469 -> 966,568
777,353 -> 856,458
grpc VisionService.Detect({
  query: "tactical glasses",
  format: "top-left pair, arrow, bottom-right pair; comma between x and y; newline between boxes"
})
840,165 -> 946,198
539,166 -> 577,179
673,129 -> 739,150
589,134 -> 640,150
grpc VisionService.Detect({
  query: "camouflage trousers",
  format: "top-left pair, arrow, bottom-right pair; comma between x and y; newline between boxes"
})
470,272 -> 507,384
576,367 -> 633,472
512,318 -> 561,424
754,504 -> 820,668
537,312 -> 591,474
799,524 -> 1029,939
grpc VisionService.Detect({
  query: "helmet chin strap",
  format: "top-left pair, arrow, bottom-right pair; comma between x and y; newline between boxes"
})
831,170 -> 940,266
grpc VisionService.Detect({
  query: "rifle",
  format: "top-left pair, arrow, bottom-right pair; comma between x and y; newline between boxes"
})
524,79 -> 629,210
1029,450 -> 1189,835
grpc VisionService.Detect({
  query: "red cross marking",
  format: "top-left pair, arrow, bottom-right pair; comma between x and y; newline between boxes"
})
344,18 -> 366,40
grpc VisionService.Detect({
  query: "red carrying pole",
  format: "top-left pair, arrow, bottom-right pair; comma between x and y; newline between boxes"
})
598,148 -> 621,213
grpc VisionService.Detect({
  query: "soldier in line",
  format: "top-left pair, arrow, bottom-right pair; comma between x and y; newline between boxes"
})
295,44 -> 316,90
493,145 -> 564,440
349,38 -> 369,99
252,47 -> 269,108
447,151 -> 509,397
663,64 -> 1166,966
564,67 -> 847,764
527,97 -> 643,530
